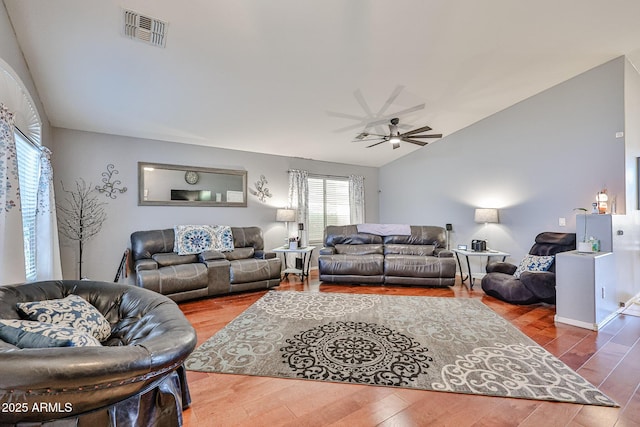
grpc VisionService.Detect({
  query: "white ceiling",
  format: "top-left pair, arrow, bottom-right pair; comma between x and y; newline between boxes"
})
5,0 -> 640,167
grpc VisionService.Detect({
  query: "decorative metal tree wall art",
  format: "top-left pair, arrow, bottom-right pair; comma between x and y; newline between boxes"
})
249,174 -> 272,203
57,179 -> 107,279
95,163 -> 127,199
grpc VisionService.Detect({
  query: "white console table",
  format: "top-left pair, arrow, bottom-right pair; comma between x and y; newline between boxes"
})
555,250 -> 617,331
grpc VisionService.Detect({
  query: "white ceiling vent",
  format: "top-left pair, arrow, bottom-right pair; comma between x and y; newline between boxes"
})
123,9 -> 167,48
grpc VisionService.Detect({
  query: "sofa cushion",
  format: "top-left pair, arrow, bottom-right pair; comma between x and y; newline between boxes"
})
335,244 -> 383,255
384,255 -> 451,278
229,258 -> 280,284
152,252 -> 198,267
318,254 -> 384,276
136,263 -> 209,295
225,247 -> 255,260
384,244 -> 435,256
0,319 -> 102,348
513,254 -> 555,279
17,294 -> 111,341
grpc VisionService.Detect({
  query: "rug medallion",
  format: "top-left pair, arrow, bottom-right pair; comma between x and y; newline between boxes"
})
185,291 -> 616,406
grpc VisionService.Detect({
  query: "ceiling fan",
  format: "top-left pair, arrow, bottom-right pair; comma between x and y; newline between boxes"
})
354,118 -> 442,149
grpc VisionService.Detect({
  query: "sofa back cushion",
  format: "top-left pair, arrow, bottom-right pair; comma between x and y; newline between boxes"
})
324,225 -> 383,247
152,253 -> 198,267
131,229 -> 175,261
384,244 -> 435,256
231,227 -> 264,251
383,225 -> 446,248
335,244 -> 384,255
225,247 -> 255,260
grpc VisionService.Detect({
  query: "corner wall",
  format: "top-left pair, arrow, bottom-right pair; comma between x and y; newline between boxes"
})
380,57 -> 633,299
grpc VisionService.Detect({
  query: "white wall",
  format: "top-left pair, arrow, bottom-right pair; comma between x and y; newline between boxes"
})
51,129 -> 379,282
380,57 -> 637,301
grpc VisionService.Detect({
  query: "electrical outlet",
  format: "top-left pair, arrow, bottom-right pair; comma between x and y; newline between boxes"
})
558,217 -> 566,227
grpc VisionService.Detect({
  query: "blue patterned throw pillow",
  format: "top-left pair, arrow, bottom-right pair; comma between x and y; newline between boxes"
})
513,254 -> 555,279
174,225 -> 234,255
0,319 -> 102,348
17,294 -> 111,342
211,225 -> 234,252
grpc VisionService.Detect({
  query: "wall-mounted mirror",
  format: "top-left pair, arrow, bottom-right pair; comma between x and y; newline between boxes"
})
138,162 -> 247,207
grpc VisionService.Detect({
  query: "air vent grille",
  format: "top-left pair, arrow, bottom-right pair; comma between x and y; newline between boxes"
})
123,9 -> 167,48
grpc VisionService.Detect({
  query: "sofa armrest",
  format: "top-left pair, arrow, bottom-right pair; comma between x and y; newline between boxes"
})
135,259 -> 158,272
199,250 -> 225,261
319,247 -> 336,255
203,259 -> 231,295
486,262 -> 517,275
434,249 -> 453,258
253,250 -> 276,259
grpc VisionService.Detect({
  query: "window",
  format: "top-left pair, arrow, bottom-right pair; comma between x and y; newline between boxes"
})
308,176 -> 350,243
14,130 -> 40,281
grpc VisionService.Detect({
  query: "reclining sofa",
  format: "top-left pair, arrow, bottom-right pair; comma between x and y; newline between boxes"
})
319,225 -> 456,287
131,226 -> 281,302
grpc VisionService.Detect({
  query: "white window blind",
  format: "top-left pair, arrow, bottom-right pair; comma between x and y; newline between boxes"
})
15,130 -> 40,281
308,176 -> 350,243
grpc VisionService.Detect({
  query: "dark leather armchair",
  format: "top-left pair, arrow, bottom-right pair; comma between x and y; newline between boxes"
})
481,232 -> 576,305
0,280 -> 196,425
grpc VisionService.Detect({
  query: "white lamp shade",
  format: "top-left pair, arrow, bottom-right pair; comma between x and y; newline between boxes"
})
474,208 -> 499,224
276,208 -> 296,222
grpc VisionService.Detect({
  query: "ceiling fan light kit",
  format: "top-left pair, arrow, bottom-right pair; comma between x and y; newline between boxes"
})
356,117 -> 442,149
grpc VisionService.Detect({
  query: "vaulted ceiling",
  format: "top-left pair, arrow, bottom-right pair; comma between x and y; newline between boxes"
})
5,0 -> 640,167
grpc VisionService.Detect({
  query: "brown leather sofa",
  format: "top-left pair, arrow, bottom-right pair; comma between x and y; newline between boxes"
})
131,226 -> 281,302
318,225 -> 456,287
0,280 -> 196,425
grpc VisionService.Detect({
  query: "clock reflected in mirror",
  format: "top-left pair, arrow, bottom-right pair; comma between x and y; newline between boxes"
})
184,170 -> 199,185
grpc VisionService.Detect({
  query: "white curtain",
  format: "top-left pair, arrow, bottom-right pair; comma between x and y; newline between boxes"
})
0,104 -> 26,284
288,169 -> 309,246
349,174 -> 365,224
36,147 -> 62,280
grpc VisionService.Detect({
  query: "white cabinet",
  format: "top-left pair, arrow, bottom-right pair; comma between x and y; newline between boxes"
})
555,250 -> 618,330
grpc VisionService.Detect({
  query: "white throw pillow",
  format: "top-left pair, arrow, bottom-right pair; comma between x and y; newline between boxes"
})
513,254 -> 555,279
17,294 -> 111,342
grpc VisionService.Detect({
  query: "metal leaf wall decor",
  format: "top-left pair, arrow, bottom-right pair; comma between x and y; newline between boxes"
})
249,174 -> 272,203
95,163 -> 127,199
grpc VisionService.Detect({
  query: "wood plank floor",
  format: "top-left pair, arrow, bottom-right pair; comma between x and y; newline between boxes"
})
178,272 -> 640,427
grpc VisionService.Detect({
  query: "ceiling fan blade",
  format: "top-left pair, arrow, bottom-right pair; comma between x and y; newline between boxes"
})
406,134 -> 443,139
366,140 -> 387,148
401,138 -> 428,146
376,85 -> 404,116
401,125 -> 432,136
354,89 -> 374,117
386,103 -> 425,118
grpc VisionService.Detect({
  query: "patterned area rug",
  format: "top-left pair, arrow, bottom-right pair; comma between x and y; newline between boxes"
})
185,291 -> 616,406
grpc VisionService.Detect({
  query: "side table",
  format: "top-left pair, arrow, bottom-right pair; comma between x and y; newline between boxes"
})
451,248 -> 510,289
272,246 -> 316,279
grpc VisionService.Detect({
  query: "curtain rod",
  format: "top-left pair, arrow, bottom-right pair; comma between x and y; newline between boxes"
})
287,170 -> 364,180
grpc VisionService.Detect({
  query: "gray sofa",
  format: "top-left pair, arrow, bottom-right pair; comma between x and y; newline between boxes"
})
318,225 -> 456,287
130,226 -> 281,302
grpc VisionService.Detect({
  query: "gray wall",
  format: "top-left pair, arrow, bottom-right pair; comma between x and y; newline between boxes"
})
0,3 -> 51,144
380,57 -> 639,303
50,129 -> 379,282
